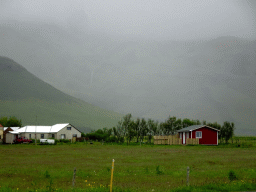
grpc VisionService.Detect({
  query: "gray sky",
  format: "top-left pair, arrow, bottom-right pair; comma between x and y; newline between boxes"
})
1,0 -> 256,40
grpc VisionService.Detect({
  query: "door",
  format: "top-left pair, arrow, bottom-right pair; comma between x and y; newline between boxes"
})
183,132 -> 185,144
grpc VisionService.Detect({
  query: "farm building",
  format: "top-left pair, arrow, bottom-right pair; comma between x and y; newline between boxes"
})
177,125 -> 219,145
0,124 -> 3,143
3,127 -> 20,144
5,123 -> 81,144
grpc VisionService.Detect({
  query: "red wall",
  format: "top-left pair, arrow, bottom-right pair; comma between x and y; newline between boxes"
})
192,127 -> 218,145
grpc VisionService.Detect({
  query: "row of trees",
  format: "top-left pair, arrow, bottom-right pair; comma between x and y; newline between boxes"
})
1,114 -> 234,144
0,116 -> 22,127
85,114 -> 235,144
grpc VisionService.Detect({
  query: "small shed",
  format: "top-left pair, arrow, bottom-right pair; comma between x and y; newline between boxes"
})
177,125 -> 219,145
4,127 -> 20,143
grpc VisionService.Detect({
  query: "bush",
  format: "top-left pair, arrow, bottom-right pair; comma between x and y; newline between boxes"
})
119,136 -> 125,143
107,136 -> 117,143
156,165 -> 164,175
59,139 -> 70,143
228,170 -> 237,181
54,139 -> 58,145
31,139 -> 40,144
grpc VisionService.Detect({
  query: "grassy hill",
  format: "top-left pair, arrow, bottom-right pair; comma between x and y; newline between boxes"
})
0,56 -> 123,132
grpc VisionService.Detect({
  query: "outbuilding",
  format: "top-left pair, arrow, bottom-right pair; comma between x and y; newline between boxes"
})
177,125 -> 219,145
4,127 -> 20,143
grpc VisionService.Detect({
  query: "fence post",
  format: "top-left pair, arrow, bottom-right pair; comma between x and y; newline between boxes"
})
186,166 -> 190,186
110,159 -> 115,192
72,167 -> 76,187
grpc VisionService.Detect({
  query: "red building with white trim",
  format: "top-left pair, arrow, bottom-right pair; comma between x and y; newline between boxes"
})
177,125 -> 219,145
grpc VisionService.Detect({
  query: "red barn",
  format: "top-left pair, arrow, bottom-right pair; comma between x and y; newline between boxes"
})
177,125 -> 219,145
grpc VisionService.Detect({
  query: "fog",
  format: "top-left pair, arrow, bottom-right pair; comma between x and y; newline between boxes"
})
1,0 -> 256,40
1,0 -> 256,135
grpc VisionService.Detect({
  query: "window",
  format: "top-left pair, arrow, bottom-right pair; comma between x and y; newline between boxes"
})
73,134 -> 77,138
180,133 -> 182,139
52,134 -> 55,138
0,135 -> 1,139
61,134 -> 66,139
67,127 -> 71,130
186,132 -> 189,138
29,134 -> 31,139
196,131 -> 202,138
41,134 -> 44,139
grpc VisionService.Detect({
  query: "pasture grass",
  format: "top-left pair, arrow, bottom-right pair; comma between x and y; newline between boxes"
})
0,138 -> 256,191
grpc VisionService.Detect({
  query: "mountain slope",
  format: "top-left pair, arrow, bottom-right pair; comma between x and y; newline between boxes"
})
0,56 -> 123,131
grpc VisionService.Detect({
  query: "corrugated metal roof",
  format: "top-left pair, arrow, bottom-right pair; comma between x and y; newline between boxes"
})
177,125 -> 219,132
51,123 -> 69,132
9,131 -> 19,134
16,124 -> 69,133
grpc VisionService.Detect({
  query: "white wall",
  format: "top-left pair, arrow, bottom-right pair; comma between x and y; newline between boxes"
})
57,124 -> 81,140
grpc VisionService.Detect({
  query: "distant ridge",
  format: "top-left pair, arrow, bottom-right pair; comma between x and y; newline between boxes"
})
0,56 -> 123,132
0,56 -> 26,71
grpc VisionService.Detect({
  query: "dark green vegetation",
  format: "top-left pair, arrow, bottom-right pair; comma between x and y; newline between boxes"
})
0,56 -> 123,132
0,116 -> 22,127
85,114 -> 235,145
0,138 -> 256,192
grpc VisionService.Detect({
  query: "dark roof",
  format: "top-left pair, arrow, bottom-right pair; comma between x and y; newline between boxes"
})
177,125 -> 220,132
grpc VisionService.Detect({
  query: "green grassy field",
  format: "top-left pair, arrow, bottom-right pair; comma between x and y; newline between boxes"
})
0,138 -> 256,192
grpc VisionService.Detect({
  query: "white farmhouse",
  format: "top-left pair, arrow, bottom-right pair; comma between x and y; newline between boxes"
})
5,123 -> 81,143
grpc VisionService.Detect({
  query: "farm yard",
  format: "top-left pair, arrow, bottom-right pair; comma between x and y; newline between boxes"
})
0,138 -> 256,192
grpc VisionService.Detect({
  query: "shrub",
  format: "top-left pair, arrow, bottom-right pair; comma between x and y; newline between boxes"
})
107,136 -> 117,143
31,139 -> 40,144
44,170 -> 51,178
156,165 -> 164,175
59,139 -> 70,143
228,170 -> 237,181
119,136 -> 125,144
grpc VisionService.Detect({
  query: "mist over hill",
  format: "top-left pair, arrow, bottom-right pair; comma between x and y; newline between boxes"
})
0,19 -> 256,135
0,56 -> 123,132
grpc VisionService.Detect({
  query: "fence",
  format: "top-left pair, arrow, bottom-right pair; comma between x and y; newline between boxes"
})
154,135 -> 182,145
186,138 -> 199,145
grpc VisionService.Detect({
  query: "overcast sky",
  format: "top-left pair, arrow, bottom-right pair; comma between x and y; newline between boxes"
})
1,0 -> 256,40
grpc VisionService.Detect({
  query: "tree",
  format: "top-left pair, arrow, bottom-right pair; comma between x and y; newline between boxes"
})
182,118 -> 194,128
174,118 -> 182,131
134,118 -> 141,143
161,116 -> 182,135
140,118 -> 148,142
0,116 -> 22,127
221,121 -> 235,144
122,113 -> 132,145
127,120 -> 136,144
147,119 -> 158,143
114,120 -> 125,143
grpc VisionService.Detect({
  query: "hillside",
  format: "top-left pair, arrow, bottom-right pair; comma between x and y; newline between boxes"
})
0,56 -> 123,132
